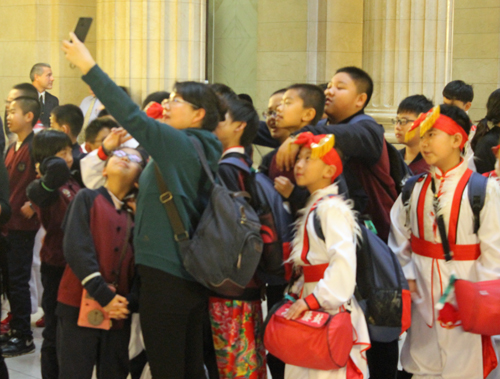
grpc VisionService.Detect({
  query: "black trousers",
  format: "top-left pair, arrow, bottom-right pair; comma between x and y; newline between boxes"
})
40,263 -> 65,379
57,311 -> 130,379
266,284 -> 287,379
138,265 -> 207,379
366,339 -> 399,379
6,230 -> 36,338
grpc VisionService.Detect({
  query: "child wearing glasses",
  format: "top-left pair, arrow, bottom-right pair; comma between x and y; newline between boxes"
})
393,95 -> 434,175
56,145 -> 146,379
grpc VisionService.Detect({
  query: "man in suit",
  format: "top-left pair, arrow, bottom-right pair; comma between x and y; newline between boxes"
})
30,63 -> 59,127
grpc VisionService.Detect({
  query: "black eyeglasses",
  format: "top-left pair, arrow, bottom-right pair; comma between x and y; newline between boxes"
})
391,118 -> 416,126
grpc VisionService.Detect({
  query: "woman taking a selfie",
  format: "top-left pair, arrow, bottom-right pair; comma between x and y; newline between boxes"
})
62,33 -> 223,379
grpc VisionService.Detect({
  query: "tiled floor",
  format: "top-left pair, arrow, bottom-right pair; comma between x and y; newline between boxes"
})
6,327 -> 42,379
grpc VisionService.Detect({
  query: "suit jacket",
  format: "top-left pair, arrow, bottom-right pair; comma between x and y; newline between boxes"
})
40,92 -> 59,127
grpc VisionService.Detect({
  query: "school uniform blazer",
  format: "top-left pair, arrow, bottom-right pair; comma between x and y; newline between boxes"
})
40,91 -> 59,127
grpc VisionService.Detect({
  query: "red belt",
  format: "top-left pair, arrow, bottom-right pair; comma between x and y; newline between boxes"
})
303,264 -> 329,283
411,235 -> 480,261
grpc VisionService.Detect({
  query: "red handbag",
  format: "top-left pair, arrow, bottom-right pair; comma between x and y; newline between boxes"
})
455,279 -> 500,336
263,301 -> 353,370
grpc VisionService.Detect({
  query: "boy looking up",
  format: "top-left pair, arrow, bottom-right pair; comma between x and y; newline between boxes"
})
2,96 -> 41,356
389,104 -> 500,379
394,95 -> 433,174
57,146 -> 145,379
276,67 -> 398,378
27,129 -> 81,379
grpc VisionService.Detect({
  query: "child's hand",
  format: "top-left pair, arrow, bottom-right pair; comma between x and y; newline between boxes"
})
20,202 -> 35,219
284,299 -> 309,320
274,176 -> 294,199
276,137 -> 299,171
102,127 -> 132,153
104,294 -> 130,320
61,32 -> 96,75
408,279 -> 419,295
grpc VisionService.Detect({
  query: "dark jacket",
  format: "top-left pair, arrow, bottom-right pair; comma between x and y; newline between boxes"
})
39,91 -> 59,127
398,148 -> 429,175
4,132 -> 40,231
473,127 -> 500,174
27,157 -> 81,266
58,187 -> 134,309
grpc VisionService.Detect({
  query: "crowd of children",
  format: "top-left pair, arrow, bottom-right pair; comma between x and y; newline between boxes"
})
0,31 -> 498,379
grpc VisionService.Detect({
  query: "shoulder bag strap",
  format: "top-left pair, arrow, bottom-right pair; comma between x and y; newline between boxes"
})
430,179 -> 453,262
153,163 -> 189,242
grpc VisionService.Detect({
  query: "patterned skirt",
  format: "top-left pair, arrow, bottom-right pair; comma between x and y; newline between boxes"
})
208,297 -> 267,379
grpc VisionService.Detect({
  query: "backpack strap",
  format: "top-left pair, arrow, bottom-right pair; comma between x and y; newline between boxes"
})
467,172 -> 488,234
220,156 -> 251,173
401,173 -> 426,206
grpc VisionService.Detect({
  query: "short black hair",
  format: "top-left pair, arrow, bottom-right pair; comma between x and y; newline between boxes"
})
174,81 -> 224,132
51,104 -> 84,138
397,95 -> 434,115
85,117 -> 119,142
238,93 -> 253,105
443,80 -> 474,103
439,103 -> 472,137
209,83 -> 238,101
142,91 -> 170,110
12,83 -> 38,100
97,108 -> 109,118
32,129 -> 72,164
335,66 -> 374,108
12,96 -> 41,126
471,88 -> 500,152
287,83 -> 326,125
226,98 -> 259,147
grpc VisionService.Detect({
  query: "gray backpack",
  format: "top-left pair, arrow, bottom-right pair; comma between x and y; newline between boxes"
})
154,137 -> 263,297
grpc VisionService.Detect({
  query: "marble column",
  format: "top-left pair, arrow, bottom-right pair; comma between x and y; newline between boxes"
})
96,0 -> 207,105
363,0 -> 454,138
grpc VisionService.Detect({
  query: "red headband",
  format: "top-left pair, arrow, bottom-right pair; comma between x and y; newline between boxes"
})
294,132 -> 343,181
406,106 -> 468,149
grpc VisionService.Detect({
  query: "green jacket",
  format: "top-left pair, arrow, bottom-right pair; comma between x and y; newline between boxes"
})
83,65 -> 222,280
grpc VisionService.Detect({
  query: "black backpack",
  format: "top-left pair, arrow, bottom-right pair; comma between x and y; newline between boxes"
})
313,200 -> 410,342
220,157 -> 294,284
154,137 -> 263,297
401,171 -> 488,234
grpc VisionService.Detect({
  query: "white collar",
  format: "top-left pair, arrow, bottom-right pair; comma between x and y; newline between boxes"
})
431,159 -> 467,180
106,189 -> 124,210
221,146 -> 245,159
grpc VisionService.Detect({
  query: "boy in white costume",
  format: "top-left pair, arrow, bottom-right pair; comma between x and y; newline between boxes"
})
389,104 -> 500,379
284,132 -> 370,379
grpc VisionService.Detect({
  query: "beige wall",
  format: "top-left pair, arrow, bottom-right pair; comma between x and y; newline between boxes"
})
0,0 -> 97,110
453,0 -> 500,123
208,0 -> 258,101
255,0 -> 363,113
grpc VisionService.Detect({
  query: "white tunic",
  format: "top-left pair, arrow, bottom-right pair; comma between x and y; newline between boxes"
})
389,160 -> 500,379
286,184 -> 370,379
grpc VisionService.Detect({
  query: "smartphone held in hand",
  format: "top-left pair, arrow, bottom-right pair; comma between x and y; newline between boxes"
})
73,17 -> 93,43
